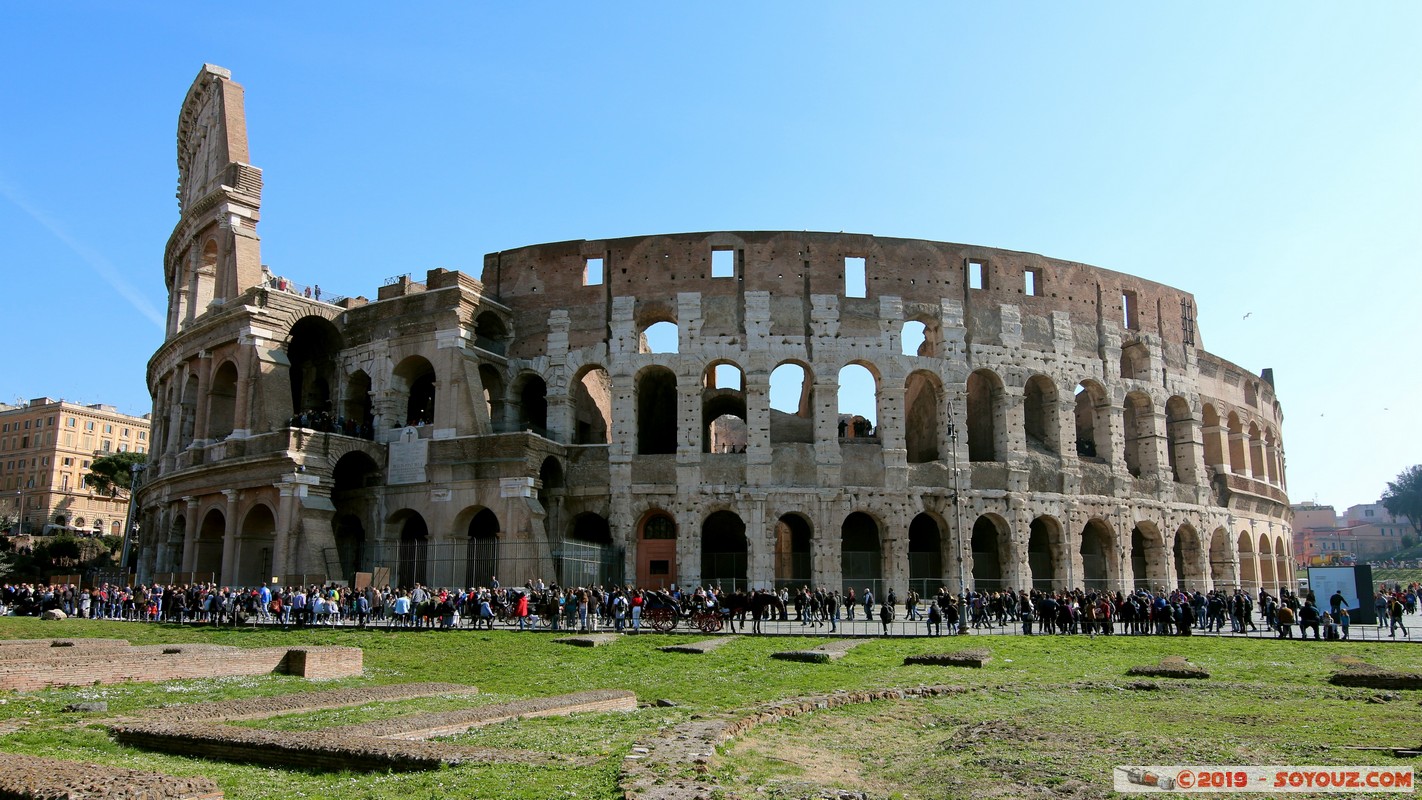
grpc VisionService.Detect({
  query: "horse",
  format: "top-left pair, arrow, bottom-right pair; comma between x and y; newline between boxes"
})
722,590 -> 786,634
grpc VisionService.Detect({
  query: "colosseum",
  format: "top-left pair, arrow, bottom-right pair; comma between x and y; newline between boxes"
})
134,65 -> 1293,597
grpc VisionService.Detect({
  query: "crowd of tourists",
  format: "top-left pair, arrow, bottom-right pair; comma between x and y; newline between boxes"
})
0,578 -> 1416,640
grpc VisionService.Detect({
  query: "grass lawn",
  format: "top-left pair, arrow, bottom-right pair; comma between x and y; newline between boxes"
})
0,618 -> 1416,799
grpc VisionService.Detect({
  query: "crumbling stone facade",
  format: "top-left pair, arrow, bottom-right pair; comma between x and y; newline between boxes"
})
135,65 -> 1291,596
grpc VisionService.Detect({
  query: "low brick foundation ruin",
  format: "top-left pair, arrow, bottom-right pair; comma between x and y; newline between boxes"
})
1329,667 -> 1422,690
333,689 -> 638,739
0,752 -> 222,800
903,648 -> 992,668
1126,656 -> 1209,679
0,639 -> 361,691
122,682 -> 476,724
770,639 -> 869,663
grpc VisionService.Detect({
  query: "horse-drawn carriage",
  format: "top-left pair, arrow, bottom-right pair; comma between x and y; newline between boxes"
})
642,592 -> 724,633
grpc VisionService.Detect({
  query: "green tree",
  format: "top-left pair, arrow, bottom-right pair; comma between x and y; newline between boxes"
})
84,451 -> 147,499
1381,464 -> 1422,536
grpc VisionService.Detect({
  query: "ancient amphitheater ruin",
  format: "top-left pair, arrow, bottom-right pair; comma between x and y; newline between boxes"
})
134,65 -> 1292,597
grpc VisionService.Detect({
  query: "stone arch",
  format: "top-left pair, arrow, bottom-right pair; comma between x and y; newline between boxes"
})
194,507 -> 225,578
904,369 -> 941,463
166,513 -> 186,573
1208,526 -> 1234,589
1079,518 -> 1118,591
1023,374 -> 1060,455
180,373 -> 200,447
1120,342 -> 1150,381
966,368 -> 1004,462
1248,421 -> 1265,480
207,360 -> 239,440
1264,427 -> 1280,485
636,510 -> 678,590
1122,391 -> 1154,478
641,320 -> 678,354
637,365 -> 678,455
286,315 -> 344,419
769,361 -> 814,443
901,315 -> 943,357
701,510 -> 748,590
840,511 -> 883,594
236,503 -> 276,587
1164,395 -> 1195,484
1074,380 -> 1111,461
1027,515 -> 1067,591
908,512 -> 945,594
1173,524 -> 1205,591
390,508 -> 429,589
514,372 -> 549,433
969,513 -> 1011,591
837,362 -> 879,439
703,360 -> 747,453
474,310 -> 510,356
1273,534 -> 1290,589
464,507 -> 500,589
342,370 -> 373,435
773,512 -> 814,590
1257,532 -> 1276,594
478,364 -> 507,430
1129,521 -> 1169,590
571,364 -> 612,444
392,355 -> 436,427
1202,403 -> 1223,467
1227,412 -> 1247,475
1237,530 -> 1257,590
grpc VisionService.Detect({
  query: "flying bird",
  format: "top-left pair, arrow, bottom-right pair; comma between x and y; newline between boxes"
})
1242,312 -> 1252,320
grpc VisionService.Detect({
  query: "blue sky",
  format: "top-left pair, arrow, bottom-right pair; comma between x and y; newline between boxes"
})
2,3 -> 1419,510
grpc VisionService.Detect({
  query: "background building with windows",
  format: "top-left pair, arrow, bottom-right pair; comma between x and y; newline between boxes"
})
0,397 -> 151,537
1292,501 -> 1412,564
135,65 -> 1292,595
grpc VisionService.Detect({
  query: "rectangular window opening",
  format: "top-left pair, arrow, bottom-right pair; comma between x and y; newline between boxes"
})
1024,268 -> 1041,296
968,260 -> 985,290
711,249 -> 735,279
1122,290 -> 1139,330
649,559 -> 670,576
582,257 -> 604,286
844,256 -> 867,298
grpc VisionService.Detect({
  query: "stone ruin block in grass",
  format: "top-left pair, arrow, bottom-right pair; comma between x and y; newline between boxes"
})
1329,661 -> 1422,690
771,639 -> 869,664
0,751 -> 223,799
1126,655 -> 1208,679
903,648 -> 992,668
553,634 -> 621,647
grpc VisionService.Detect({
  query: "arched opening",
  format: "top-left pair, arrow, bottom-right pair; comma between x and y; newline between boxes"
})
1023,374 -> 1060,455
703,362 -> 747,453
1202,404 -> 1223,467
908,513 -> 944,595
1227,412 -> 1247,475
1274,535 -> 1289,590
837,363 -> 878,440
237,505 -> 276,587
904,370 -> 940,463
769,362 -> 814,443
1165,396 -> 1193,483
393,356 -> 436,427
1122,391 -> 1154,478
194,508 -> 225,579
966,369 -> 1002,462
166,514 -> 186,573
342,370 -> 373,437
516,374 -> 549,433
1129,522 -> 1168,590
1265,428 -> 1280,485
1257,533 -> 1276,594
465,508 -> 500,589
564,512 -> 613,588
394,511 -> 429,588
701,510 -> 748,590
1248,422 -> 1265,480
1237,530 -> 1257,590
840,511 -> 882,594
474,311 -> 509,355
207,361 -> 239,440
1174,524 -> 1204,591
180,374 -> 199,447
636,511 -> 677,589
479,364 -> 507,431
970,514 -> 1009,591
286,316 -> 344,421
1028,516 -> 1065,591
1120,342 -> 1150,381
331,451 -> 379,583
1208,527 -> 1234,589
901,319 -> 942,357
637,366 -> 678,455
774,513 -> 813,590
641,320 -> 678,354
1074,381 -> 1110,461
1080,519 -> 1116,591
572,366 -> 612,444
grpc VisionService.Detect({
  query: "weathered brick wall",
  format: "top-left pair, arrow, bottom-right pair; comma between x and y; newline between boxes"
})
0,641 -> 362,692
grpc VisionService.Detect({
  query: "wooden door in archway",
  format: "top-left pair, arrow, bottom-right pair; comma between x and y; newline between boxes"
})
636,514 -> 677,589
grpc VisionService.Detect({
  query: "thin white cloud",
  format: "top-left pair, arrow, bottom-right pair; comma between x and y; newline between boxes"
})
0,177 -> 165,328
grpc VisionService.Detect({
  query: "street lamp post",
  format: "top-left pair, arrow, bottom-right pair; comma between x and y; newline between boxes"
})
119,463 -> 146,575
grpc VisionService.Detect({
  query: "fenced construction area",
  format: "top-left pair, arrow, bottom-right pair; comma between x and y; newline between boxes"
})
0,617 -> 1415,799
